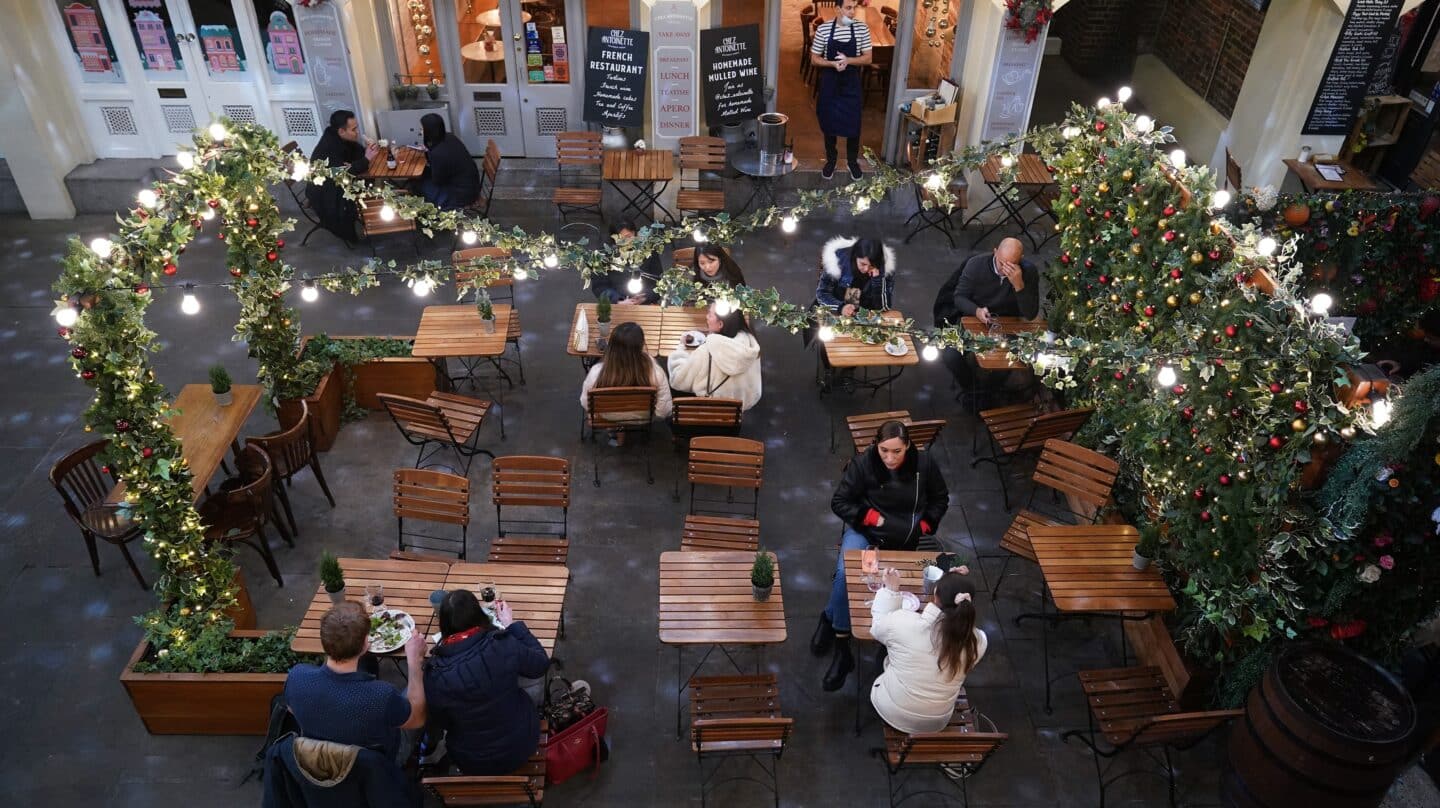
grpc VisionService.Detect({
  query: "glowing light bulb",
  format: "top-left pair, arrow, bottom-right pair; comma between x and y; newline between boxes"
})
461,230 -> 477,245
1210,190 -> 1231,209
1156,365 -> 1177,388
924,174 -> 945,191
1134,115 -> 1154,133
781,215 -> 797,233
544,253 -> 559,268
626,276 -> 644,295
379,204 -> 396,222
1169,149 -> 1186,168
89,237 -> 114,258
1063,126 -> 1081,139
53,302 -> 79,327
1098,96 -> 1111,108
854,197 -> 871,213
291,160 -> 310,181
512,268 -> 528,281
180,284 -> 200,315
1000,154 -> 1015,168
411,278 -> 433,297
176,150 -> 195,170
208,122 -> 228,141
136,189 -> 158,209
1309,293 -> 1333,316
921,344 -> 939,361
1256,237 -> 1277,256
713,298 -> 734,317
300,281 -> 319,303
1371,398 -> 1392,428
201,207 -> 215,220
1117,86 -> 1132,103
693,227 -> 707,243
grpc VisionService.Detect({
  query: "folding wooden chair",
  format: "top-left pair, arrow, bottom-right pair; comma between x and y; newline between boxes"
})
281,141 -> 325,246
245,399 -> 335,538
846,410 -> 946,456
357,194 -> 419,256
673,247 -> 696,267
583,386 -> 658,487
677,136 -> 728,217
681,514 -> 760,552
687,436 -> 764,520
378,392 -> 494,476
873,691 -> 1007,808
972,405 -> 1094,510
689,674 -> 793,808
424,726 -> 547,806
394,468 -> 471,560
553,131 -> 603,222
489,455 -> 570,566
989,439 -> 1118,601
453,246 -> 525,386
670,397 -> 743,500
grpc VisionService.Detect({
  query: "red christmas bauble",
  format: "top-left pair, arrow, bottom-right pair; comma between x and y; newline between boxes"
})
1095,121 -> 1107,132
81,370 -> 95,380
1084,258 -> 1095,269
1172,385 -> 1186,395
1193,487 -> 1206,500
142,447 -> 153,458
1244,319 -> 1254,328
1219,474 -> 1232,486
1162,230 -> 1177,242
1418,196 -> 1439,221
1203,446 -> 1214,455
266,251 -> 279,262
1112,371 -> 1124,380
1163,205 -> 1176,216
1098,274 -> 1110,285
191,219 -> 202,229
1230,407 -> 1242,418
71,347 -> 86,358
1103,210 -> 1112,219
1131,227 -> 1140,237
1144,305 -> 1156,317
1060,253 -> 1072,265
247,217 -> 259,228
115,419 -> 131,432
162,262 -> 177,276
229,267 -> 242,277
1200,511 -> 1212,522
1224,325 -> 1237,337
58,328 -> 71,338
1269,383 -> 1283,394
275,239 -> 285,249
1225,390 -> 1235,399
207,199 -> 220,208
1070,184 -> 1080,196
1181,407 -> 1195,420
1268,436 -> 1283,449
1169,269 -> 1182,279
1121,302 -> 1134,313
217,231 -> 226,241
1293,400 -> 1309,413
135,283 -> 150,295
1208,249 -> 1222,261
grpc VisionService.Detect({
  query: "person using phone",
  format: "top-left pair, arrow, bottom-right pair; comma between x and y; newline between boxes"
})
813,421 -> 950,692
947,237 -> 1042,403
591,219 -> 663,305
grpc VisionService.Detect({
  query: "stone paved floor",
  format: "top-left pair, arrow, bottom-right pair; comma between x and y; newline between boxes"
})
1,191 -> 1431,806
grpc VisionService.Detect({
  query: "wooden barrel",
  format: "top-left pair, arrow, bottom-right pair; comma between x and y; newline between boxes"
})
1222,643 -> 1416,808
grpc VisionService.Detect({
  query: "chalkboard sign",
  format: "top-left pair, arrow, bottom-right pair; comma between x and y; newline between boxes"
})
701,24 -> 763,126
585,27 -> 649,128
1302,0 -> 1404,135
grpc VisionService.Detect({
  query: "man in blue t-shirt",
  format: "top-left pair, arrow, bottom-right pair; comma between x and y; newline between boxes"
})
285,601 -> 427,760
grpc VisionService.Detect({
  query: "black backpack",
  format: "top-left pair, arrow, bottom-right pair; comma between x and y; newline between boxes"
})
932,260 -> 971,328
242,691 -> 300,785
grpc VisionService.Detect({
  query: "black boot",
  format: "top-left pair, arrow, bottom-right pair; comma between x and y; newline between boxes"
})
823,635 -> 854,692
811,612 -> 835,656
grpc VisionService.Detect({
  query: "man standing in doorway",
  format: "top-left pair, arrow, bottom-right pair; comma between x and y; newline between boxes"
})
810,0 -> 873,181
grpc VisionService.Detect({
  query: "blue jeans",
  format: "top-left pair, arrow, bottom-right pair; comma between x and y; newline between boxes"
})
824,527 -> 872,634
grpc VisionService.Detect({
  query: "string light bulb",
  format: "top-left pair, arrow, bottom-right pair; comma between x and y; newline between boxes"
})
817,325 -> 836,342
627,276 -> 644,295
176,150 -> 195,170
411,278 -> 433,297
1098,96 -> 1111,108
136,189 -> 158,209
1256,237 -> 1277,256
180,284 -> 200,315
1371,398 -> 1392,428
1210,189 -> 1231,209
1134,115 -> 1154,133
208,122 -> 228,141
300,280 -> 319,303
924,174 -> 945,191
713,298 -> 735,317
693,227 -> 707,243
1117,86 -> 1132,103
544,253 -> 559,268
379,204 -> 396,222
89,237 -> 114,258
461,230 -> 477,245
290,160 -> 310,181
512,267 -> 528,281
921,344 -> 939,361
1000,154 -> 1015,168
1309,292 -> 1333,316
53,301 -> 79,327
201,207 -> 215,220
1155,365 -> 1177,388
781,215 -> 797,233
1168,149 -> 1186,168
854,196 -> 871,213
1063,126 -> 1081,139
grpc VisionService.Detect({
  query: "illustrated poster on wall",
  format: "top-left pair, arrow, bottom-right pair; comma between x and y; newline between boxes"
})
700,24 -> 762,126
980,21 -> 1047,143
584,27 -> 649,128
59,1 -> 124,82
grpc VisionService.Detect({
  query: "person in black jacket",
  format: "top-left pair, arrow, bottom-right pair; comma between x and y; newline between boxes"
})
417,113 -> 480,210
307,109 -> 379,245
591,219 -> 662,304
813,420 -> 949,691
423,589 -> 549,776
948,237 -> 1042,402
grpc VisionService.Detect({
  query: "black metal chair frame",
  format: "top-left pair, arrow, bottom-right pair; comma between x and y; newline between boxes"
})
1061,709 -> 1233,808
686,438 -> 762,521
669,403 -> 743,502
580,391 -> 657,488
456,274 -> 526,390
986,485 -> 1102,603
970,410 -> 1090,512
871,711 -> 1002,808
905,183 -> 966,248
380,397 -> 495,478
397,519 -> 468,561
693,729 -> 790,808
51,440 -> 149,590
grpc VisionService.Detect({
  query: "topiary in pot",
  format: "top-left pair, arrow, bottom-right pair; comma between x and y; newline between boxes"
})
751,549 -> 775,601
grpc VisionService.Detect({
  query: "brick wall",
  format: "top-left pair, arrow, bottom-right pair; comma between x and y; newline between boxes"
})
1149,0 -> 1268,118
1055,0 -> 1145,82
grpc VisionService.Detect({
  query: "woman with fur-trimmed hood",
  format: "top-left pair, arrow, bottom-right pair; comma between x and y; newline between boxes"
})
816,236 -> 897,316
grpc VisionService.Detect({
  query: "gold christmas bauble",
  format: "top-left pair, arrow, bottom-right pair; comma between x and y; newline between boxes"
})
1098,182 -> 1110,193
1122,169 -> 1133,181
1188,292 -> 1203,305
1130,243 -> 1143,255
1166,295 -> 1179,307
1109,294 -> 1120,303
1291,418 -> 1307,432
1190,252 -> 1204,264
1157,218 -> 1168,229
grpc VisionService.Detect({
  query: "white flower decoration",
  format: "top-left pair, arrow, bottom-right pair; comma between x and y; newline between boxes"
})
1375,467 -> 1393,482
1252,184 -> 1278,212
1358,564 -> 1381,584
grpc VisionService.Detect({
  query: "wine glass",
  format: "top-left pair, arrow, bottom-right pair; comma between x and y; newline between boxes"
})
988,316 -> 1004,338
365,583 -> 385,614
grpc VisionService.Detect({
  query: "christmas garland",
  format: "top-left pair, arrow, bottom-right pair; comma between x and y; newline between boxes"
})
1004,0 -> 1054,43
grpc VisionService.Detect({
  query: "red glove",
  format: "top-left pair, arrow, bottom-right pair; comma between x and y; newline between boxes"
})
920,520 -> 933,535
862,509 -> 882,527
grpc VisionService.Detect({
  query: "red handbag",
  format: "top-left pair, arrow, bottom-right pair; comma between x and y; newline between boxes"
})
544,706 -> 609,785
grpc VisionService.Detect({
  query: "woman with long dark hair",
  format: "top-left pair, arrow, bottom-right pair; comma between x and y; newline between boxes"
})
816,236 -> 895,316
668,303 -> 762,410
423,589 -> 549,774
417,113 -> 479,210
814,420 -> 949,690
869,570 -> 986,733
691,244 -> 747,288
580,321 -> 673,419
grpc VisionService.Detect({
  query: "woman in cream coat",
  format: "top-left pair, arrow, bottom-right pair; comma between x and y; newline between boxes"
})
668,304 -> 762,411
869,568 -> 987,733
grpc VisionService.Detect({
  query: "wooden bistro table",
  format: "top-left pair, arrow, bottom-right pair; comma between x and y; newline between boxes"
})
1024,524 -> 1177,712
844,548 -> 931,734
107,383 -> 263,505
659,550 -> 787,737
293,557 -> 451,656
412,303 -> 516,436
1282,158 -> 1379,193
960,316 -> 1049,371
566,303 -> 708,371
819,310 -> 919,449
446,560 -> 571,655
603,149 -> 676,224
362,146 -> 427,182
965,153 -> 1057,250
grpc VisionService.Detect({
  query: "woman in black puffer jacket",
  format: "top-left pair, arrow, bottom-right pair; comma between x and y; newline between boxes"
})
813,420 -> 949,691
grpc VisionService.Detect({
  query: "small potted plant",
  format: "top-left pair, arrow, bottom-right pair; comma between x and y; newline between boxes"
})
595,295 -> 612,338
209,365 -> 233,406
426,80 -> 441,100
477,290 -> 496,335
751,549 -> 775,602
320,550 -> 346,604
1133,526 -> 1159,571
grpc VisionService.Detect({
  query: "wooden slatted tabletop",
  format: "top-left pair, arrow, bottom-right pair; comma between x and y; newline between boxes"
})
1281,159 -> 1378,193
821,310 -> 920,368
362,146 -> 427,181
1028,524 -> 1176,614
412,304 -> 514,359
107,384 -> 263,505
961,316 -> 1048,370
979,153 -> 1054,187
446,561 -> 570,654
292,557 -> 451,655
844,550 -> 932,642
566,303 -> 708,358
602,149 -> 675,182
658,551 -> 787,645
817,6 -> 896,48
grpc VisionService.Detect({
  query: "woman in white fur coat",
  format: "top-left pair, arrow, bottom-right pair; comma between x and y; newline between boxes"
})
816,236 -> 897,316
667,304 -> 763,411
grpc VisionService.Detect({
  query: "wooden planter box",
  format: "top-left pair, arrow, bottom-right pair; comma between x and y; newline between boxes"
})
120,629 -> 287,735
279,358 -> 341,451
281,336 -> 436,450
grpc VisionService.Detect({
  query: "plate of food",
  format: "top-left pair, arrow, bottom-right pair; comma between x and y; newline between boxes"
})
884,339 -> 909,357
368,609 -> 415,654
682,330 -> 708,348
900,591 -> 922,612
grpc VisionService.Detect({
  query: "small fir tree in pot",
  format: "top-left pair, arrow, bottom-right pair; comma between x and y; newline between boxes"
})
209,365 -> 233,406
751,549 -> 775,601
595,295 -> 612,338
1133,525 -> 1160,571
319,551 -> 346,604
477,290 -> 496,335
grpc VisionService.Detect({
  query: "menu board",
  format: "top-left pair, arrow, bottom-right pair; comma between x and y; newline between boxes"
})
701,24 -> 763,125
980,21 -> 1048,143
584,27 -> 649,128
294,2 -> 360,127
1302,0 -> 1404,135
652,1 -> 697,137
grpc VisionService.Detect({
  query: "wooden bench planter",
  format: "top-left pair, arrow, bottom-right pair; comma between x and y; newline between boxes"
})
280,336 -> 438,450
120,629 -> 287,735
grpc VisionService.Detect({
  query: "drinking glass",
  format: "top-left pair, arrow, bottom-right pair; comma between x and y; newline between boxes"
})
365,583 -> 386,614
988,317 -> 1004,338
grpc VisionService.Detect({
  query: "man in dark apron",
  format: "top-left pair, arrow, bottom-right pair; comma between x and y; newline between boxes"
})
810,0 -> 873,181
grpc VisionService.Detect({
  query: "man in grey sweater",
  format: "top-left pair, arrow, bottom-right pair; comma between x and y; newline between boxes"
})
947,237 -> 1042,405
